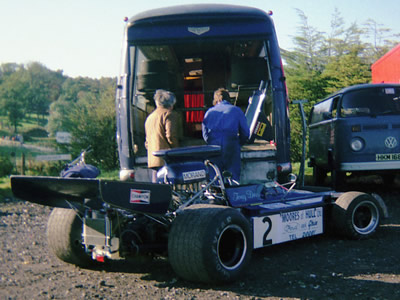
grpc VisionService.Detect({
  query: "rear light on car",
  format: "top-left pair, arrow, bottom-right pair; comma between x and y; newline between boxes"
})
350,137 -> 364,151
95,255 -> 105,263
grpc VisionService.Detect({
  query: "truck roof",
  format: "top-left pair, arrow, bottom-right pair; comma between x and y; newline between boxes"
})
128,4 -> 270,25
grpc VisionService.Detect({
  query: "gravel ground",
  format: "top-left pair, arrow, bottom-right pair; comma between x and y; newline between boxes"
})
1,180 -> 400,300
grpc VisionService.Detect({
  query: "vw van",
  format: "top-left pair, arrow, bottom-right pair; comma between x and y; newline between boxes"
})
308,83 -> 400,188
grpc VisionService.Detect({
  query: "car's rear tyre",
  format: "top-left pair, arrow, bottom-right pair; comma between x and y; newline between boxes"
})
47,207 -> 93,267
332,192 -> 381,239
168,204 -> 252,283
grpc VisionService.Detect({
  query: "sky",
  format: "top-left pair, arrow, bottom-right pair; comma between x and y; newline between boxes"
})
1,0 -> 399,78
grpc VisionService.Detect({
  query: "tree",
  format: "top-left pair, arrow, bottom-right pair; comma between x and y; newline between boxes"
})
0,70 -> 28,132
67,82 -> 117,170
323,48 -> 371,94
0,63 -> 21,84
281,9 -> 328,162
24,62 -> 65,124
51,77 -> 118,170
362,18 -> 400,63
47,99 -> 76,136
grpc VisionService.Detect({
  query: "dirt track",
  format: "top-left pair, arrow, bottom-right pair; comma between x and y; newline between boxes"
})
1,180 -> 400,300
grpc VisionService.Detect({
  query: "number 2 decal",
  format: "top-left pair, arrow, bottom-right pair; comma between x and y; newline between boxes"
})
262,216 -> 272,246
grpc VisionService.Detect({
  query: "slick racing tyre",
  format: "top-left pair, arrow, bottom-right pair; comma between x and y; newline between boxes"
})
47,208 -> 93,267
168,204 -> 252,283
332,192 -> 381,240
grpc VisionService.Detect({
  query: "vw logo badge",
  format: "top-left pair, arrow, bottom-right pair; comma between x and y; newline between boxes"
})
384,136 -> 398,149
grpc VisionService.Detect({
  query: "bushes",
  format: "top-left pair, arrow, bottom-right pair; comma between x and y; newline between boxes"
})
0,148 -> 66,177
22,126 -> 48,142
0,154 -> 13,177
25,160 -> 64,176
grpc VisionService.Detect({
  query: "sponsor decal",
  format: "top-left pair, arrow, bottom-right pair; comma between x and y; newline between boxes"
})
188,26 -> 210,35
281,211 -> 300,222
253,207 -> 323,249
130,189 -> 150,204
182,169 -> 206,181
284,223 -> 299,234
255,121 -> 266,137
231,190 -> 259,202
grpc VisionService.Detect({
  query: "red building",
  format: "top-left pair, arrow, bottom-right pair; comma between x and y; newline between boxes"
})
371,44 -> 400,84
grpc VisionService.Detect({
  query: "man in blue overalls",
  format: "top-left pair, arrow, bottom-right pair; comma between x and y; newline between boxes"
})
202,88 -> 250,182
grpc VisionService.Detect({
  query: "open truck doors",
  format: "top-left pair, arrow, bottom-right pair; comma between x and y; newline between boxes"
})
115,4 -> 291,183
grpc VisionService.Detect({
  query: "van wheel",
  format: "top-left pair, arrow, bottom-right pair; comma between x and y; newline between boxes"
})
313,166 -> 326,186
332,192 -> 381,240
168,204 -> 252,283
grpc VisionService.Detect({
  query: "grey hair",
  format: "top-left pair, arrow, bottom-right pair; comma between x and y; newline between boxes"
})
154,89 -> 176,108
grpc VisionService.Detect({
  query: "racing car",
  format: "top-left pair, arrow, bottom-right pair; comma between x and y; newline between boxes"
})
11,144 -> 387,283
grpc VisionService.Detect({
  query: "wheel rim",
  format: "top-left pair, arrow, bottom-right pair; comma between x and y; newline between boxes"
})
217,224 -> 247,270
352,200 -> 379,235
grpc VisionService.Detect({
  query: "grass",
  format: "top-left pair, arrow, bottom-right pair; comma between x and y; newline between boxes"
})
0,114 -> 47,133
292,161 -> 317,186
292,161 -> 312,176
0,143 -> 57,158
99,169 -> 120,180
0,177 -> 12,202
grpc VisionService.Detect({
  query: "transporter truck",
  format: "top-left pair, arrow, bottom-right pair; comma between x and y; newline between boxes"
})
115,4 -> 291,183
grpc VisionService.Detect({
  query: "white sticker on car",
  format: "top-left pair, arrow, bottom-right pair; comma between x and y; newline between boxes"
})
252,207 -> 323,249
130,189 -> 151,204
182,170 -> 206,181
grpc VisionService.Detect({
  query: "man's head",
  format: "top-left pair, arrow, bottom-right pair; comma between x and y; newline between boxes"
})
213,88 -> 231,106
154,89 -> 176,108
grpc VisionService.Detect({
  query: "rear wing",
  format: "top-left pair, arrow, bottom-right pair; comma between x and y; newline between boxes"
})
11,176 -> 172,215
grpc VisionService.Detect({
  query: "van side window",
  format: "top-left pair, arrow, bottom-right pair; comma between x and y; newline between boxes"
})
309,98 -> 333,124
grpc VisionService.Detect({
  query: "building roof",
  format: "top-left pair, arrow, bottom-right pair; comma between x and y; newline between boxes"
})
371,43 -> 400,69
371,44 -> 400,84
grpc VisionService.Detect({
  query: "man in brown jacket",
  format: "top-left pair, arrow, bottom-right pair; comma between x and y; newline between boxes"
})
145,89 -> 180,181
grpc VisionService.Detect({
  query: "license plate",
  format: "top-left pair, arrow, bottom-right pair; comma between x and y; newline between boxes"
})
376,153 -> 400,161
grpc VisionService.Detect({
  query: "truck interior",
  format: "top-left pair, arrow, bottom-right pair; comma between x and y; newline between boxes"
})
128,38 -> 275,158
